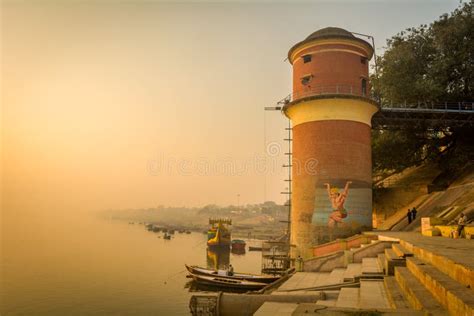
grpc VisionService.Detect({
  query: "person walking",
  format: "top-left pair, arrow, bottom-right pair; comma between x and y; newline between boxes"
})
457,213 -> 468,238
411,207 -> 418,221
407,209 -> 412,224
296,255 -> 304,272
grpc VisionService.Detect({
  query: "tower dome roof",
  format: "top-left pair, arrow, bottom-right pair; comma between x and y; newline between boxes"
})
305,27 -> 355,41
287,27 -> 373,64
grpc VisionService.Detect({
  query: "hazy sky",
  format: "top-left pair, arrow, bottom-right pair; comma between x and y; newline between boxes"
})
1,0 -> 463,217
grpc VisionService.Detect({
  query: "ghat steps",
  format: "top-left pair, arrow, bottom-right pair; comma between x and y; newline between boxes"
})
254,232 -> 474,316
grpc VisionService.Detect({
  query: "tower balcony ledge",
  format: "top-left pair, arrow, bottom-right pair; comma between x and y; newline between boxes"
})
279,85 -> 380,112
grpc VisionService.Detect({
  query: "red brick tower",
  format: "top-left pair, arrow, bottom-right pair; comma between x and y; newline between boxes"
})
282,27 -> 379,258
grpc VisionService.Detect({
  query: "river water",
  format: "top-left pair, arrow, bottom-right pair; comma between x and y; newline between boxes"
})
1,216 -> 262,315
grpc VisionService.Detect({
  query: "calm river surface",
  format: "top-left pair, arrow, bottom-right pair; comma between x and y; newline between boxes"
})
1,216 -> 262,315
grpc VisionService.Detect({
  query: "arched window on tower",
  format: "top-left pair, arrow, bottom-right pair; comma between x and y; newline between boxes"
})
361,78 -> 367,96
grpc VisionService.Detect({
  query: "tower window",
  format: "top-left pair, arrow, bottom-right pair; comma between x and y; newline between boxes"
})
302,55 -> 312,63
301,74 -> 313,85
360,56 -> 367,64
361,78 -> 367,96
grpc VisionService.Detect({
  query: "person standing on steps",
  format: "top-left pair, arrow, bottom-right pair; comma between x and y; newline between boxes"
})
411,207 -> 418,221
457,213 -> 468,238
227,264 -> 234,276
407,209 -> 412,224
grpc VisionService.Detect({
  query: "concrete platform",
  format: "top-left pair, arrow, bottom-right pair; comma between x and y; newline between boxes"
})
254,302 -> 298,316
359,280 -> 392,309
362,257 -> 383,274
327,268 -> 345,284
273,272 -> 333,295
292,303 -> 423,315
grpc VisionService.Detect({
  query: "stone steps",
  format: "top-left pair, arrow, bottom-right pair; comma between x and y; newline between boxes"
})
384,248 -> 406,276
406,256 -> 474,316
384,276 -> 411,309
343,263 -> 362,282
377,253 -> 386,274
334,281 -> 392,310
395,266 -> 447,315
398,238 -> 474,289
392,243 -> 413,258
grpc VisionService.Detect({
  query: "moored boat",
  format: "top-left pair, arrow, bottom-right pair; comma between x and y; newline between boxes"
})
207,218 -> 232,247
231,239 -> 246,251
185,265 -> 279,283
189,273 -> 267,290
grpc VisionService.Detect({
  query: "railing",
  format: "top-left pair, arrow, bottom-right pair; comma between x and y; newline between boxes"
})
278,84 -> 375,105
380,101 -> 474,112
277,85 -> 474,114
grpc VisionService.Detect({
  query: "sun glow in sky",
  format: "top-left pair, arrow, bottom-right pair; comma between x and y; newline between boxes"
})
1,0 -> 462,218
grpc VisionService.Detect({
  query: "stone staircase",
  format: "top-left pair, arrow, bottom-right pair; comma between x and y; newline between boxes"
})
255,234 -> 474,315
304,237 -> 394,272
381,240 -> 474,315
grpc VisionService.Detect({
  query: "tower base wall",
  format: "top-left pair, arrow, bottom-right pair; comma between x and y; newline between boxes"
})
290,118 -> 373,259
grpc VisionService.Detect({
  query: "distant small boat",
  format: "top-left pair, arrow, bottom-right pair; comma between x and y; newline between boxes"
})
163,233 -> 171,240
189,273 -> 267,290
231,239 -> 246,251
248,246 -> 263,251
185,231 -> 191,234
185,265 -> 279,283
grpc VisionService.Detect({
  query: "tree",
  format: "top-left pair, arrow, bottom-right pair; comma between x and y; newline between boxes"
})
371,2 -> 474,177
372,2 -> 473,103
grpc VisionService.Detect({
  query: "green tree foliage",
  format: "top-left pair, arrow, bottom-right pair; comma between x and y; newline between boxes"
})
372,2 -> 473,177
372,2 -> 473,103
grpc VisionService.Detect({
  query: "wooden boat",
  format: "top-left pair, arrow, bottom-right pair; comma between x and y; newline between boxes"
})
163,233 -> 171,240
207,218 -> 231,247
231,239 -> 246,251
185,265 -> 279,283
189,273 -> 267,290
248,246 -> 263,251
